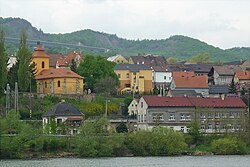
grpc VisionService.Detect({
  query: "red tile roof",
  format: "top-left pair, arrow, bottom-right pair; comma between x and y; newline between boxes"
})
189,97 -> 246,108
235,71 -> 250,80
49,54 -> 65,67
142,96 -> 246,108
48,52 -> 84,68
172,71 -> 195,77
173,75 -> 208,89
143,96 -> 193,107
35,68 -> 83,80
32,44 -> 50,58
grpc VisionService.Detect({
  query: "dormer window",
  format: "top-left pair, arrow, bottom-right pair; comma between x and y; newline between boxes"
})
42,61 -> 45,68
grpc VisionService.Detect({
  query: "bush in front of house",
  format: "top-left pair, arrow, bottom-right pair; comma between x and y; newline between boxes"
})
211,137 -> 247,155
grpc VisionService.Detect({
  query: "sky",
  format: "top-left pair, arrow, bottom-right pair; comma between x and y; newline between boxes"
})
0,0 -> 250,49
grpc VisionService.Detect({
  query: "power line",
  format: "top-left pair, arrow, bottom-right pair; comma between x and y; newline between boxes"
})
5,37 -> 110,52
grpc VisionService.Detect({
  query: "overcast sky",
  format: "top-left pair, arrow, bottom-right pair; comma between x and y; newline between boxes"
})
1,0 -> 249,49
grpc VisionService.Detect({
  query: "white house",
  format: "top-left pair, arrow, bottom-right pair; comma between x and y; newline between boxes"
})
128,99 -> 139,116
152,66 -> 172,88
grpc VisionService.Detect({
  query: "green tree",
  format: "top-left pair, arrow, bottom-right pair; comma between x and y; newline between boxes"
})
7,61 -> 19,89
0,30 -> 7,96
167,57 -> 178,64
17,30 -> 32,92
116,122 -> 128,133
122,96 -> 133,116
229,76 -> 237,94
188,53 -> 210,64
94,76 -> 119,96
187,121 -> 203,145
70,59 -> 77,73
77,55 -> 118,91
0,111 -> 42,158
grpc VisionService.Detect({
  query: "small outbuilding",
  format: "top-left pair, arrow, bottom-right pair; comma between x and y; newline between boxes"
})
42,100 -> 84,135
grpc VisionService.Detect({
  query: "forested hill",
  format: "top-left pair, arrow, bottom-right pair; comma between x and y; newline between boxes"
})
0,17 -> 249,62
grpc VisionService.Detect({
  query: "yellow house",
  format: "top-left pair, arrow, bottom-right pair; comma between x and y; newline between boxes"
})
31,43 -> 84,95
114,64 -> 152,94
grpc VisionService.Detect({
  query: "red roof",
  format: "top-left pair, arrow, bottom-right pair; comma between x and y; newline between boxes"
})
32,44 -> 50,58
35,68 -> 83,80
172,71 -> 195,77
235,71 -> 250,80
143,96 -> 193,107
48,52 -> 84,68
173,75 -> 208,89
142,96 -> 246,108
189,97 -> 246,108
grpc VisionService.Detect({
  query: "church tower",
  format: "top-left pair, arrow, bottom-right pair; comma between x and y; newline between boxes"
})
31,42 -> 50,75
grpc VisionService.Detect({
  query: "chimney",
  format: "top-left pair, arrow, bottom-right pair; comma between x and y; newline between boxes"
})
221,94 -> 225,100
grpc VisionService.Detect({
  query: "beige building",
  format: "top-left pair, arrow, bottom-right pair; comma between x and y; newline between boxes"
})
107,54 -> 128,64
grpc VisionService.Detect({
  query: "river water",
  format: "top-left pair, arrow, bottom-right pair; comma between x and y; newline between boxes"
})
0,156 -> 250,167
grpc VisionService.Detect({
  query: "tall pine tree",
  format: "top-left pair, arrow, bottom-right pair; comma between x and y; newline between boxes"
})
229,76 -> 237,94
0,30 -> 7,96
17,30 -> 32,92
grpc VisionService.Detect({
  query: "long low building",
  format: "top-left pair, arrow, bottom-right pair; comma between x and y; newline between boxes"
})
137,96 -> 247,133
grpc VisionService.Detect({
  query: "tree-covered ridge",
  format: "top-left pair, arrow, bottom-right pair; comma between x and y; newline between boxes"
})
0,17 -> 249,62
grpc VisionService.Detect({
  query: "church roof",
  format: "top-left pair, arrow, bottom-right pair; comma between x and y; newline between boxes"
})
35,68 -> 83,80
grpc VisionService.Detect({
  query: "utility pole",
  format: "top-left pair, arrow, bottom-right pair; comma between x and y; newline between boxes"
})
5,83 -> 10,117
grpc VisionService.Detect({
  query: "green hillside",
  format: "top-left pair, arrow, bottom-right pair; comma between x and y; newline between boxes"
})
0,17 -> 249,62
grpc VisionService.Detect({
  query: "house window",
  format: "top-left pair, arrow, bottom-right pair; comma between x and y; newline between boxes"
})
215,113 -> 220,118
144,114 -> 147,122
159,114 -> 164,121
57,119 -> 62,124
200,113 -> 205,118
126,73 -> 129,78
236,112 -> 241,118
118,74 -> 121,78
141,102 -> 143,108
164,76 -> 166,80
169,113 -> 175,121
180,114 -> 185,120
58,80 -> 61,87
201,125 -> 205,129
45,81 -> 47,88
229,112 -> 235,118
186,114 -> 190,120
180,127 -> 184,132
208,113 -> 212,118
208,124 -> 213,129
42,61 -> 45,68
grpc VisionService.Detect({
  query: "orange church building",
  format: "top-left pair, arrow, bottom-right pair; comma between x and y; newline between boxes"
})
31,43 -> 84,95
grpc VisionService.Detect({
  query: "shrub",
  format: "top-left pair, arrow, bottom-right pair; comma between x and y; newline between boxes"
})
211,137 -> 247,155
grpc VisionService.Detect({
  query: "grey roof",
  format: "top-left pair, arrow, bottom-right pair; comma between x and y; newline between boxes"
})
184,64 -> 213,73
224,60 -> 245,65
209,85 -> 229,94
213,65 -> 242,76
114,64 -> 151,72
130,55 -> 167,67
168,90 -> 202,97
42,102 -> 83,117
